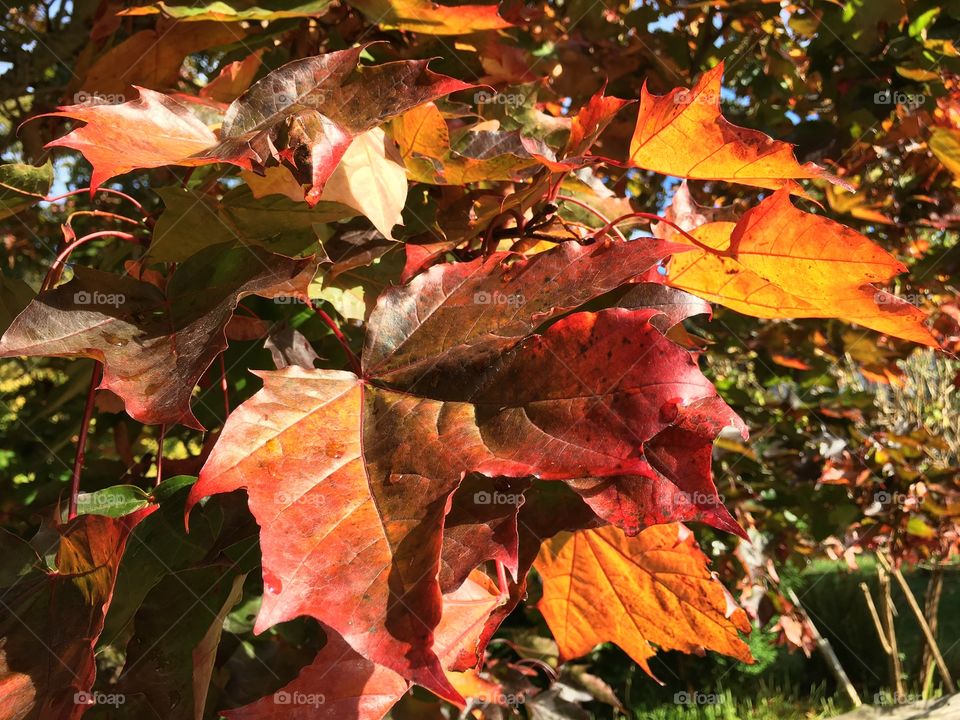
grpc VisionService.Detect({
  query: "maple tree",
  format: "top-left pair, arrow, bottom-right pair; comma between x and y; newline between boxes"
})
0,1 -> 957,718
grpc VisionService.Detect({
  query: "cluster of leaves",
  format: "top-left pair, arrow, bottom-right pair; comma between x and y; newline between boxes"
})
2,1 -> 960,718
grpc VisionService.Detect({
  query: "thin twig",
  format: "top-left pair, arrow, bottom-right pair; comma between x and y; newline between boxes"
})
68,362 -> 102,520
878,552 -> 956,693
155,425 -> 166,487
43,230 -> 140,290
593,211 -> 723,255
308,301 -> 362,376
555,194 -> 627,242
44,186 -> 153,225
219,354 -> 230,418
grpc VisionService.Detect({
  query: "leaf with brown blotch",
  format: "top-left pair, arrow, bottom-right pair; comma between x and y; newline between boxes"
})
223,572 -> 504,719
196,48 -> 473,203
362,237 -> 688,384
628,63 -> 842,192
534,523 -> 752,677
188,301 -> 744,701
0,244 -> 315,428
664,188 -> 937,346
41,88 -> 222,189
347,0 -> 511,35
0,511 -> 153,720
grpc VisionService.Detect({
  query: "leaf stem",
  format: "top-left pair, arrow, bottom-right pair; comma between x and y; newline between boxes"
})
43,230 -> 141,291
495,559 -> 509,598
155,425 -> 166,487
44,187 -> 154,226
67,361 -> 102,521
594,211 -> 722,255
308,301 -> 362,376
218,354 -> 230,418
554,194 -> 627,242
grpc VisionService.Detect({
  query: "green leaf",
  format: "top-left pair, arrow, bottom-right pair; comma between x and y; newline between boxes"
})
74,485 -> 152,518
149,185 -> 353,262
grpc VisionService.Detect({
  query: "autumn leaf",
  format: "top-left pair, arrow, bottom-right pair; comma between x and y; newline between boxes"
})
223,572 -> 504,719
148,184 -> 351,262
362,238 -> 688,383
0,512 -> 152,720
319,127 -> 408,240
534,523 -> 752,676
347,0 -> 511,35
525,88 -> 632,171
188,294 -> 744,700
118,0 -> 334,22
109,566 -> 246,720
200,49 -> 265,103
662,186 -> 937,346
77,21 -> 243,96
41,88 -> 221,189
930,126 -> 960,183
628,63 -> 841,192
196,48 -> 473,202
0,244 -> 315,427
393,102 -> 537,185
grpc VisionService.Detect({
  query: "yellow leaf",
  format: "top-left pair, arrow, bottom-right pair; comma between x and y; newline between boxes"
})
534,523 -> 752,677
320,127 -> 407,240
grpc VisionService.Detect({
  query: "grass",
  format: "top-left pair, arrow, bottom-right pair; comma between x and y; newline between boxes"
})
627,685 -> 843,720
